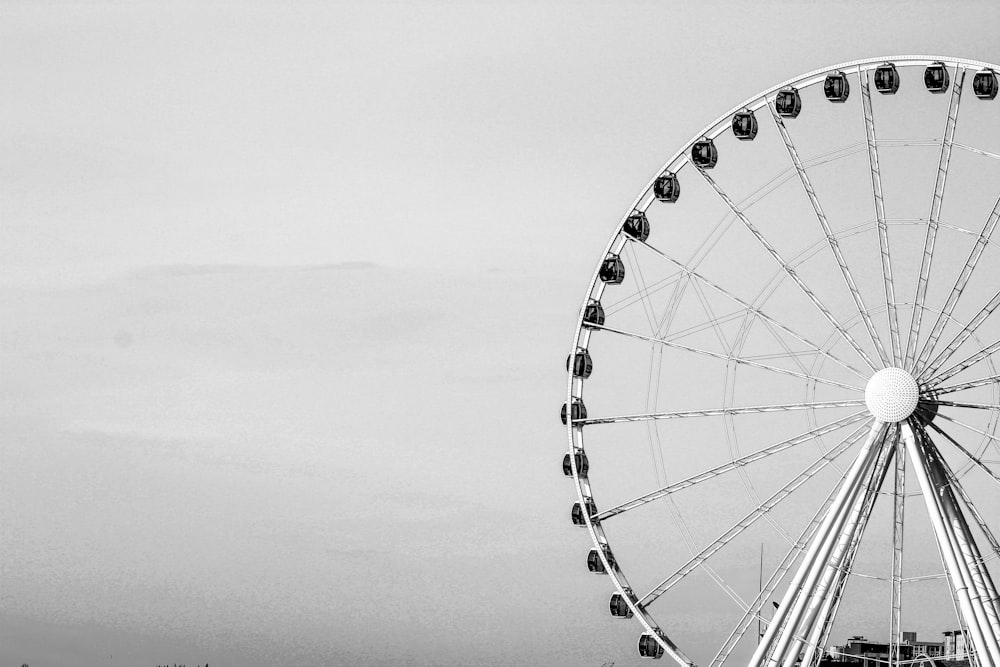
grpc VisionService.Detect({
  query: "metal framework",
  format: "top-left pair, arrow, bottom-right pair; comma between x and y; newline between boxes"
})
563,56 -> 1000,666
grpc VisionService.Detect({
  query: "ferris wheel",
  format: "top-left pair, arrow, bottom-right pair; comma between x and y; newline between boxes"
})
562,56 -> 1000,666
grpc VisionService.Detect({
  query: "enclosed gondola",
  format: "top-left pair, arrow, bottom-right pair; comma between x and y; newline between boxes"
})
560,398 -> 588,427
567,348 -> 593,379
653,172 -> 680,203
561,449 -> 589,477
775,87 -> 801,118
587,544 -> 616,573
974,69 -> 998,100
609,590 -> 635,618
571,498 -> 598,526
691,138 -> 718,169
924,61 -> 950,93
638,633 -> 665,659
732,110 -> 758,140
599,254 -> 626,284
582,299 -> 605,327
622,210 -> 650,242
874,62 -> 900,94
824,71 -> 850,102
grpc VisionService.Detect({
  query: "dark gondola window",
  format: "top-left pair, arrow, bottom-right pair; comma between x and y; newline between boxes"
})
775,88 -> 801,118
874,63 -> 900,94
653,172 -> 680,203
566,348 -> 593,379
691,139 -> 718,169
599,254 -> 625,284
732,110 -> 758,141
562,449 -> 589,476
924,62 -> 950,93
974,70 -> 998,100
622,211 -> 650,242
582,300 -> 605,327
824,72 -> 850,102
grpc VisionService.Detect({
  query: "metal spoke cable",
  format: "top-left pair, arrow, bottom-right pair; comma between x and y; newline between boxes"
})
578,399 -> 868,426
919,288 -> 1000,383
697,166 -> 880,372
591,323 -> 864,392
638,421 -> 872,608
644,241 -> 870,381
926,420 -> 1000,489
904,69 -> 965,369
861,68 -> 902,366
935,375 -> 1000,395
929,400 -> 1000,412
926,339 -> 1000,388
913,195 -> 1000,374
596,411 -> 869,520
770,101 -> 890,367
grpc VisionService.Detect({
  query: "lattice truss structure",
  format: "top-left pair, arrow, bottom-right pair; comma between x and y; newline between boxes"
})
562,56 -> 1000,666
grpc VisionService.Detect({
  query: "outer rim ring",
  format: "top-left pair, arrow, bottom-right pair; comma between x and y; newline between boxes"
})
564,54 -> 1000,663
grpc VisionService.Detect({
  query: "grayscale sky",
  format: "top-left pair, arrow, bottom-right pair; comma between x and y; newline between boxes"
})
2,2 -> 999,666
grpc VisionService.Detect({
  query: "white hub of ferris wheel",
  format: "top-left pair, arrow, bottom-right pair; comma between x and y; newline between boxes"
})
864,368 -> 919,422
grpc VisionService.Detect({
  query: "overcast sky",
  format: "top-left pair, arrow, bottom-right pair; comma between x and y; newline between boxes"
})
2,2 -> 1000,666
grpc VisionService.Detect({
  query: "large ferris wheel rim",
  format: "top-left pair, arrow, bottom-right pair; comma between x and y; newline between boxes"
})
563,54 -> 1000,664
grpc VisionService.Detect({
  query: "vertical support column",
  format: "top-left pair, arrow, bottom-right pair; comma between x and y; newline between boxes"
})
750,421 -> 886,667
889,436 -> 906,666
903,421 -> 1000,664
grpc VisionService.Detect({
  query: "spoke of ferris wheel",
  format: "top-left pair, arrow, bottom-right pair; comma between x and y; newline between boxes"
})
770,100 -> 891,368
906,422 -> 1000,661
926,399 -> 1000,412
643,241 -> 870,382
904,69 -> 965,370
577,399 -> 867,426
918,288 -> 1000,383
920,428 -> 1000,644
926,338 -> 1000,389
637,420 -> 871,608
888,434 -> 906,667
927,423 -> 1000,563
924,418 -> 1000,489
622,242 -> 659,333
934,374 -> 1000,395
860,67 -> 903,367
595,411 -> 869,521
696,167 -> 880,373
913,194 -> 1000,374
591,323 -> 864,392
709,431 -> 866,667
799,427 -> 897,667
933,411 -> 1000,469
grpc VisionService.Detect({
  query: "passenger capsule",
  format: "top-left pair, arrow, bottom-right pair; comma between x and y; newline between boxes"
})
566,348 -> 593,379
874,63 -> 900,94
691,139 -> 718,169
582,299 -> 605,327
587,545 -> 616,573
571,498 -> 598,526
562,449 -> 589,477
653,172 -> 680,203
560,399 -> 588,427
732,110 -> 758,141
824,71 -> 850,102
775,88 -> 801,118
599,254 -> 626,284
610,591 -> 634,618
638,633 -> 665,659
924,62 -> 950,94
622,211 -> 650,242
974,69 -> 998,100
